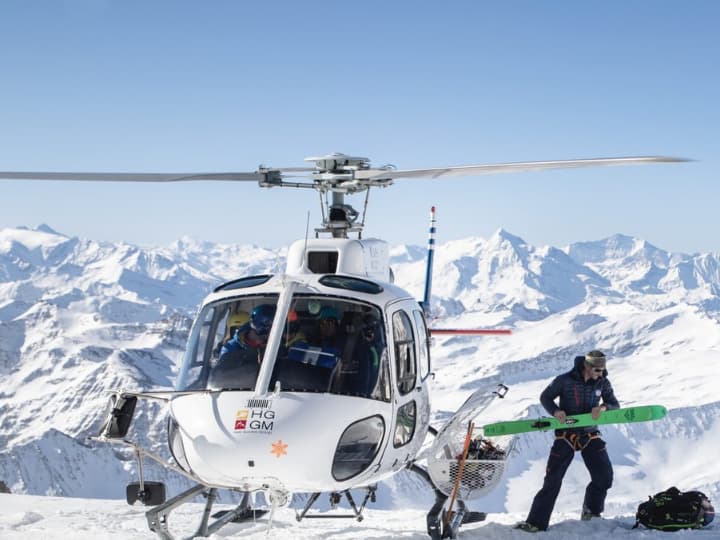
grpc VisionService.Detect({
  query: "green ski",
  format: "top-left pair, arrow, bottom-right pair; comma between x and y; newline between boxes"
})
483,404 -> 667,437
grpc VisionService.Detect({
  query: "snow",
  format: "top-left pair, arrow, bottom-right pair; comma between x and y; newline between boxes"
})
1,225 -> 719,538
0,493 -> 716,539
0,227 -> 68,253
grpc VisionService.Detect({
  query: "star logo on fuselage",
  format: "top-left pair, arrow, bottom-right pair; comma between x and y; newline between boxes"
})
270,439 -> 288,458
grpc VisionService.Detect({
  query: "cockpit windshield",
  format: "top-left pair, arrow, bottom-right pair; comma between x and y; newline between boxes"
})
176,294 -> 390,401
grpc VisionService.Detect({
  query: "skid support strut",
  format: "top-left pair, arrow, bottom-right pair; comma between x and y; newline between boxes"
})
295,486 -> 377,522
145,484 -> 262,540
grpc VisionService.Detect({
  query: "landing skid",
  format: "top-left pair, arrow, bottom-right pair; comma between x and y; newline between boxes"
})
211,503 -> 269,522
295,486 -> 377,522
146,485 -> 267,540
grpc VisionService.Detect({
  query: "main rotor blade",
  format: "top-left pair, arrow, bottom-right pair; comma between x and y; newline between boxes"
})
355,156 -> 688,181
274,167 -> 316,173
0,171 -> 266,182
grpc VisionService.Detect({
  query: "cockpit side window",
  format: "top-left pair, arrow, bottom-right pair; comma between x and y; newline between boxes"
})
176,305 -> 217,391
392,310 -> 417,395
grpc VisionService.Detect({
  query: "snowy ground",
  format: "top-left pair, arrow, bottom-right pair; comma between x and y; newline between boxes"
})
0,493 -> 717,539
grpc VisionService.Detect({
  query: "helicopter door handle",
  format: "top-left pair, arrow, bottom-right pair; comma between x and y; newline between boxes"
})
415,386 -> 423,393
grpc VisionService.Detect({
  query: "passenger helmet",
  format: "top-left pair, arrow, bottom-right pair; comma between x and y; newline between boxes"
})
250,304 -> 276,337
227,311 -> 250,336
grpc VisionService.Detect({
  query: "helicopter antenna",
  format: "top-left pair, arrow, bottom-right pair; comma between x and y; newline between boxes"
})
317,191 -> 326,239
358,188 -> 372,239
303,211 -> 311,269
421,206 -> 437,316
304,211 -> 311,246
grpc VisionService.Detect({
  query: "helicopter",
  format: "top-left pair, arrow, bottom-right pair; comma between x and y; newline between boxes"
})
0,153 -> 685,539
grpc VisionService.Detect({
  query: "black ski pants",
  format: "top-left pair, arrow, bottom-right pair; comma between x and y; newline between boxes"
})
526,435 -> 613,530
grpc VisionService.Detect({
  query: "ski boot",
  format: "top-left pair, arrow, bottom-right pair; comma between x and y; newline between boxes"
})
514,521 -> 541,532
580,505 -> 602,521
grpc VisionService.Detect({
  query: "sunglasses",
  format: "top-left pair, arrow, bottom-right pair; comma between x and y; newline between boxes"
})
585,361 -> 604,371
251,318 -> 273,336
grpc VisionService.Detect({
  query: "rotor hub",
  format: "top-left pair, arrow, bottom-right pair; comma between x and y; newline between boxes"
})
301,154 -> 375,238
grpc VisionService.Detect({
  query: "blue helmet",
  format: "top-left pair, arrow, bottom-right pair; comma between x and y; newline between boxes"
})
250,304 -> 276,337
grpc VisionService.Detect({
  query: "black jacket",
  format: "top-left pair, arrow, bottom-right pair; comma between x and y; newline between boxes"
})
540,355 -> 620,433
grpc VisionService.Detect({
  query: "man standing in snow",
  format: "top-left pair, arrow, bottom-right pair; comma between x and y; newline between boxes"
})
516,350 -> 620,532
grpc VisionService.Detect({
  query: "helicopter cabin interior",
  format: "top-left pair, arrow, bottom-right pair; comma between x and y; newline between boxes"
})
177,293 -> 393,400
176,288 -> 431,406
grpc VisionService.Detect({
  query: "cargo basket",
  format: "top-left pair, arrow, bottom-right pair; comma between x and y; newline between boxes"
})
427,432 -> 515,500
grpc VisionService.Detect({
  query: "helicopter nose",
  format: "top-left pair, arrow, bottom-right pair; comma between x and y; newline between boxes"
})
170,392 -> 391,492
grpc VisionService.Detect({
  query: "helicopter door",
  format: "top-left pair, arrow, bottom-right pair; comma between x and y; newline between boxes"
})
386,306 -> 421,469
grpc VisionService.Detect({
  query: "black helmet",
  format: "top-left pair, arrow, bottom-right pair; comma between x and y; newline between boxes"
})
250,304 -> 276,337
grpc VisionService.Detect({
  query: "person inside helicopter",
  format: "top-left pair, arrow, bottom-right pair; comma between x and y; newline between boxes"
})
185,295 -> 390,399
357,313 -> 382,393
208,304 -> 276,389
269,308 -> 332,392
280,308 -> 313,360
329,312 -> 381,395
219,304 -> 275,363
273,302 -> 381,394
311,306 -> 343,364
214,310 -> 250,358
285,305 -> 341,370
226,310 -> 250,340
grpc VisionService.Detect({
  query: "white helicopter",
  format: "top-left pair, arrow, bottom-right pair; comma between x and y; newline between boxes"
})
1,153 -> 684,539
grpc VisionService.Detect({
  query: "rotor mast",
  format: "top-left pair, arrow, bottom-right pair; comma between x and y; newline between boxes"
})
306,153 -> 386,239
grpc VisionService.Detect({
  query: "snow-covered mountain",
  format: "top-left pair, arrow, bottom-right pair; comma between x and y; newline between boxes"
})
0,225 -> 718,532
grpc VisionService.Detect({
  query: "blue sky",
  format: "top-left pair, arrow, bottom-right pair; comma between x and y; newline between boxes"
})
0,1 -> 718,253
